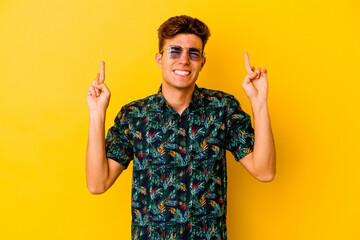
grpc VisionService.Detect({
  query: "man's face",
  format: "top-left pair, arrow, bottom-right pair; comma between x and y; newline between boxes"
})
155,33 -> 206,91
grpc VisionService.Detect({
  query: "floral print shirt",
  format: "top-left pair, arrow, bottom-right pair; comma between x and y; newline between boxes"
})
105,84 -> 254,240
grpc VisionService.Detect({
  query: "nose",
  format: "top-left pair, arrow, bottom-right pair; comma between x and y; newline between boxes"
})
178,49 -> 190,64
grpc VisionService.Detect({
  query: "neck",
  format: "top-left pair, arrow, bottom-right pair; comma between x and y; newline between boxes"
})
161,83 -> 195,116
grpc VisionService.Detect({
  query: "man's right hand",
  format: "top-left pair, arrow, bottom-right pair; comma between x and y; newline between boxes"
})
87,61 -> 111,113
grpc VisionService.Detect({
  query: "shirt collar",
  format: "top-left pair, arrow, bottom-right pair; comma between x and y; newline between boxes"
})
155,84 -> 202,110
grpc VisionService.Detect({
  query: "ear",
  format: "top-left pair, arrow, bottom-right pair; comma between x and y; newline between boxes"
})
200,56 -> 206,70
155,53 -> 162,68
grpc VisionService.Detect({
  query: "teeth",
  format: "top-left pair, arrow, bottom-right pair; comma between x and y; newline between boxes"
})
174,70 -> 190,76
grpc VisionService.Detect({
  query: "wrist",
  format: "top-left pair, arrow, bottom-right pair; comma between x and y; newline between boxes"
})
89,110 -> 106,122
250,99 -> 268,115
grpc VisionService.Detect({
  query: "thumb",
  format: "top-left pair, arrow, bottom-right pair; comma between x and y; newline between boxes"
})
94,83 -> 111,96
243,72 -> 257,84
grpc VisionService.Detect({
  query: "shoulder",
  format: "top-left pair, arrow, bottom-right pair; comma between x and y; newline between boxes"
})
124,93 -> 157,110
114,93 -> 159,121
197,87 -> 239,108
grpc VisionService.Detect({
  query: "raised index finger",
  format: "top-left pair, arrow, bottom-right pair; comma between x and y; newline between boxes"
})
99,61 -> 105,83
244,53 -> 253,73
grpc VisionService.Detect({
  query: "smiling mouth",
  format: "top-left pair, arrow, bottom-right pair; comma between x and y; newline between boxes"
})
173,70 -> 191,76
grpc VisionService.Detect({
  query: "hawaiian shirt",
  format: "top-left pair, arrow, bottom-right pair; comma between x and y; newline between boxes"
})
105,84 -> 254,240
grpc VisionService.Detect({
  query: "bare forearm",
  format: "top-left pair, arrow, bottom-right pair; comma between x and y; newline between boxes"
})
251,100 -> 276,180
86,111 -> 109,193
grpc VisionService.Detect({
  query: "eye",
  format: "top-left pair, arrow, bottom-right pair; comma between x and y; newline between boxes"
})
189,52 -> 200,57
169,46 -> 182,53
189,49 -> 201,57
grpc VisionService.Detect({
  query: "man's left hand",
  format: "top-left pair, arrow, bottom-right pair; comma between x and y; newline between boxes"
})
242,53 -> 268,104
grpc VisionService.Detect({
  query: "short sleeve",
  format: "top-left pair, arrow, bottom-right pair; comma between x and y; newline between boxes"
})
105,107 -> 134,169
225,96 -> 255,160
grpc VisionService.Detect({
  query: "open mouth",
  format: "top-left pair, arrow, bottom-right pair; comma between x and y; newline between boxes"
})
173,70 -> 191,76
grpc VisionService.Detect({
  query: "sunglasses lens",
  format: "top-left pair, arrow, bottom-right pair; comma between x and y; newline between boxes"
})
168,46 -> 183,59
188,48 -> 201,61
166,46 -> 203,61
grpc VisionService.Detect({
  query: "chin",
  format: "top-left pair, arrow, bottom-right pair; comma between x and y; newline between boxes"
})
167,81 -> 195,90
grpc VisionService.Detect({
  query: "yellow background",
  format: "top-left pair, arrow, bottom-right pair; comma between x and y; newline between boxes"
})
1,0 -> 359,239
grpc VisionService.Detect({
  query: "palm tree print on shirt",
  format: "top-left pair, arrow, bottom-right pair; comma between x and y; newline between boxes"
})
105,85 -> 254,240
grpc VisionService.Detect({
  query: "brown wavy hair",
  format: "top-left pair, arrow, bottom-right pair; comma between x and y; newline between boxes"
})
157,15 -> 211,52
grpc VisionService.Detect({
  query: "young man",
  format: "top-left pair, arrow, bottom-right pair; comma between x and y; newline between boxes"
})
86,15 -> 275,240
